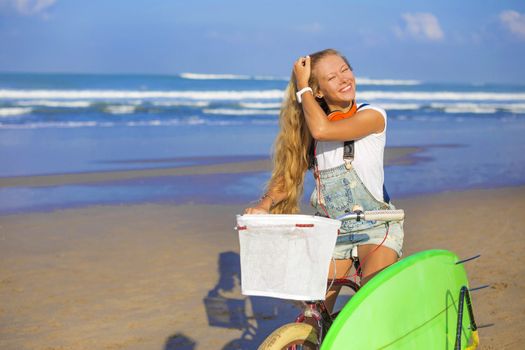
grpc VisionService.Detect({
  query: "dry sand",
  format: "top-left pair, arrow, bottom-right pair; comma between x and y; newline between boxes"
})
0,170 -> 524,349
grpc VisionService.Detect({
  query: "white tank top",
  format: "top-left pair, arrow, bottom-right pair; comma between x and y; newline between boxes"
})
314,104 -> 387,202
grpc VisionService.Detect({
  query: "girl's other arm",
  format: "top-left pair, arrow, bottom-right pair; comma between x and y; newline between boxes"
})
244,178 -> 287,214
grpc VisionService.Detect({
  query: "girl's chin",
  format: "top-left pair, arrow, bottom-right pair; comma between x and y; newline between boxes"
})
332,93 -> 355,103
342,92 -> 355,100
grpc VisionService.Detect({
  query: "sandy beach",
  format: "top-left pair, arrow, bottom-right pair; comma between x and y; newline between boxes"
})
1,158 -> 524,349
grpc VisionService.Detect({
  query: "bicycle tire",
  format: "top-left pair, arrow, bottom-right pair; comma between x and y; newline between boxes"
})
258,322 -> 318,350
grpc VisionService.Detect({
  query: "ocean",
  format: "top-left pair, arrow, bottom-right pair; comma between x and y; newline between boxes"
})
1,72 -> 524,214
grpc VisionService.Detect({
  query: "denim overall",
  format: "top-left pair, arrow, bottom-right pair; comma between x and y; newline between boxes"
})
310,162 -> 404,258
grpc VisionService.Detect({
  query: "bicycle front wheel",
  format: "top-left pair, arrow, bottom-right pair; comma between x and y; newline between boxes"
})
258,323 -> 319,350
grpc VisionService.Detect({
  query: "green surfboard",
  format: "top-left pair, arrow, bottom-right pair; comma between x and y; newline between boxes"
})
321,250 -> 475,349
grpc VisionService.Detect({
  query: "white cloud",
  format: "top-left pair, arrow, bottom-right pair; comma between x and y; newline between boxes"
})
396,12 -> 444,41
0,0 -> 56,15
499,10 -> 525,39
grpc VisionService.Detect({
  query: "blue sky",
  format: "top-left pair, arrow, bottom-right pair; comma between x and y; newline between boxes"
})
1,0 -> 525,83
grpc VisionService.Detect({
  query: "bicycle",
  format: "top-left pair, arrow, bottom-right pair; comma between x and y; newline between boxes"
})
252,209 -> 404,350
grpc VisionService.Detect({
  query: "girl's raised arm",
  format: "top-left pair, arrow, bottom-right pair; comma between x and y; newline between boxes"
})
294,56 -> 384,141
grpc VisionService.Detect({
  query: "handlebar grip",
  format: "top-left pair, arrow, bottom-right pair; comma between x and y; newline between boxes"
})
364,209 -> 404,222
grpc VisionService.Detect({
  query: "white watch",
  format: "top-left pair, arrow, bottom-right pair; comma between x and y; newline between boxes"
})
296,87 -> 313,104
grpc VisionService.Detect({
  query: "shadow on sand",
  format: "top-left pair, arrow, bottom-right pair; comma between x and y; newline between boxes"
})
203,251 -> 301,350
164,332 -> 196,350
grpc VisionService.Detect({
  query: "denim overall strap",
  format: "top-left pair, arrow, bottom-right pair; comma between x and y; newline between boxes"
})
342,103 -> 370,165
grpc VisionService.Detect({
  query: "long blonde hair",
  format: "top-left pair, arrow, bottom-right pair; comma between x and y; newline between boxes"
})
268,48 -> 352,214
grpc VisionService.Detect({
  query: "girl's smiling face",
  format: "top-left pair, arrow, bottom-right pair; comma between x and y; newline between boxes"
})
313,54 -> 356,111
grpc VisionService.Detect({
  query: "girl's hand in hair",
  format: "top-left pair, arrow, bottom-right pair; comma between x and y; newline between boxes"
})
294,56 -> 311,89
244,205 -> 269,215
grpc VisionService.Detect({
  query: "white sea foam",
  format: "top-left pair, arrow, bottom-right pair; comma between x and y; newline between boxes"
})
180,72 -> 287,81
16,100 -> 91,108
104,105 -> 137,114
207,120 -> 244,126
430,102 -> 525,114
4,89 -> 525,103
358,91 -> 525,101
0,121 -> 111,129
0,117 -> 232,129
180,73 -> 251,80
253,75 -> 288,81
357,78 -> 421,86
152,101 -> 210,107
203,108 -> 279,116
505,103 -> 525,113
381,103 -> 421,110
181,73 -> 421,83
446,106 -> 497,114
124,118 -> 206,127
430,103 -> 498,114
0,107 -> 32,117
239,102 -> 282,109
0,89 -> 285,101
125,120 -> 161,127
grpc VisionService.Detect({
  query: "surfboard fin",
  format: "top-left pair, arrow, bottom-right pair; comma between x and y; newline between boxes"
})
455,254 -> 481,264
475,323 -> 494,329
469,284 -> 490,292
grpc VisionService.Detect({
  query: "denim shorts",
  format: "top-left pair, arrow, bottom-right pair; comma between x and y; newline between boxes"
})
332,219 -> 404,259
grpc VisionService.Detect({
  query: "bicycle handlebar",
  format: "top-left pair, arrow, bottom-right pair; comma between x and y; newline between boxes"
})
336,209 -> 404,222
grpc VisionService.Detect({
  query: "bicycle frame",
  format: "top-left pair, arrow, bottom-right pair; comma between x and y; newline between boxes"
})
293,278 -> 361,345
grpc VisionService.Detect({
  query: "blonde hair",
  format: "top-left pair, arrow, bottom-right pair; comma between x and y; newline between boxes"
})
268,48 -> 352,214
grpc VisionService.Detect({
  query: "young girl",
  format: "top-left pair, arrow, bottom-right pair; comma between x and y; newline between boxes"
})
244,48 -> 404,311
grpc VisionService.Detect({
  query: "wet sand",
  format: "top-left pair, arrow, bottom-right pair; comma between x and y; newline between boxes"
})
0,146 -> 421,188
